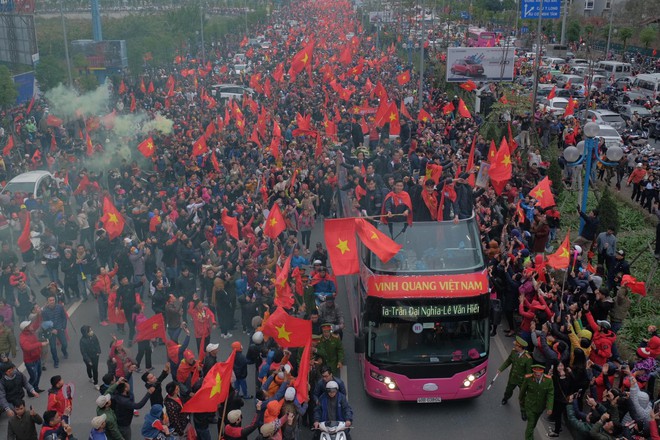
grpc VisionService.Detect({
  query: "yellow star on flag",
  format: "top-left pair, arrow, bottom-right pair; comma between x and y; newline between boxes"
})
370,231 -> 378,240
324,121 -> 329,128
389,112 -> 396,121
336,238 -> 350,255
209,373 -> 223,397
502,155 -> 512,166
269,218 -> 278,227
302,53 -> 309,64
534,188 -> 545,199
275,324 -> 292,342
559,247 -> 570,258
146,141 -> 153,150
422,116 -> 428,122
107,213 -> 119,224
152,323 -> 159,330
490,150 -> 495,157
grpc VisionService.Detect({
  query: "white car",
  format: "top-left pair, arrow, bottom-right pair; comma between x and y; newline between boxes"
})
1,171 -> 59,199
210,84 -> 254,101
579,109 -> 625,132
596,124 -> 624,149
538,97 -> 569,115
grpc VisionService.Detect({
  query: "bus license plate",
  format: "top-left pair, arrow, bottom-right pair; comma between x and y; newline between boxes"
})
417,397 -> 442,403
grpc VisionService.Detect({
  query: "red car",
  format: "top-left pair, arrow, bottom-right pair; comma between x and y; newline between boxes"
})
450,59 -> 484,77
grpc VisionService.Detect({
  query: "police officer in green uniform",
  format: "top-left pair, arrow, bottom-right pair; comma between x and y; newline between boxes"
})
519,364 -> 554,440
498,336 -> 533,405
315,323 -> 344,376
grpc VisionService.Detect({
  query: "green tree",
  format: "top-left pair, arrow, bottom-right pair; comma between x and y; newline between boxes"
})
567,21 -> 581,43
0,66 -> 18,108
639,27 -> 657,49
618,28 -> 633,53
547,159 -> 563,198
596,187 -> 620,235
35,56 -> 67,91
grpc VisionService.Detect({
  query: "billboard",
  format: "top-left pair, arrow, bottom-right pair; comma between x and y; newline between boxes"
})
12,70 -> 34,104
71,40 -> 128,70
446,47 -> 515,82
520,0 -> 561,19
0,13 -> 38,66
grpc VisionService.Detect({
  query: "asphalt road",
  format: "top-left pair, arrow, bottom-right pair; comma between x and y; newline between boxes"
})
0,221 -> 572,440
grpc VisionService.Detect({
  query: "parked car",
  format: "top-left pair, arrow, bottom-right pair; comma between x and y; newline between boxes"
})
450,59 -> 484,77
617,105 -> 652,122
210,84 -> 254,101
578,109 -> 625,132
538,97 -> 569,115
555,74 -> 583,89
1,171 -> 59,199
596,124 -> 624,149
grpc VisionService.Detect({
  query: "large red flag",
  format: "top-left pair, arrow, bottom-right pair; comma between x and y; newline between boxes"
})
529,177 -> 556,209
101,196 -> 125,240
293,341 -> 312,402
135,314 -> 167,341
400,101 -> 412,120
507,121 -> 518,154
546,232 -> 571,269
192,136 -> 208,156
620,275 -> 646,296
487,140 -> 497,164
182,350 -> 236,413
264,204 -> 286,239
274,254 -> 295,310
17,212 -> 32,253
457,98 -> 472,118
563,98 -> 577,117
466,135 -> 477,187
459,80 -> 477,92
396,70 -> 411,85
386,102 -> 400,136
418,109 -> 433,123
137,137 -> 155,158
221,209 -> 240,240
425,164 -> 443,184
262,307 -> 312,348
489,137 -> 512,182
324,218 -> 359,275
2,135 -> 14,156
354,218 -> 402,263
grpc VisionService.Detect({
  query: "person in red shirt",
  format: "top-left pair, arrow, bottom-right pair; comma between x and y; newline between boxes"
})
19,317 -> 47,392
91,264 -> 118,326
187,298 -> 217,353
46,375 -> 72,423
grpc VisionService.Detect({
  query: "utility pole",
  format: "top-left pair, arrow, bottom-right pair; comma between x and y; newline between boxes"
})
605,0 -> 614,58
530,0 -> 545,127
419,7 -> 425,111
59,0 -> 73,87
200,1 -> 206,64
560,0 -> 568,45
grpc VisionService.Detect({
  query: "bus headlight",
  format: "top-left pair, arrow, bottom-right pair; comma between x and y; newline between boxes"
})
370,370 -> 398,390
460,368 -> 487,388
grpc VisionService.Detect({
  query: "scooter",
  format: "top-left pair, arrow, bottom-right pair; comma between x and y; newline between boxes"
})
315,421 -> 351,440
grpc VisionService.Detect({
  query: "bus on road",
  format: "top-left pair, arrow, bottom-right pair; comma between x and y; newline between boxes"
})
467,27 -> 495,47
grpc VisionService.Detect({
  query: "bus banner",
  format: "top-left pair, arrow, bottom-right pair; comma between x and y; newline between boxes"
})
367,272 -> 488,298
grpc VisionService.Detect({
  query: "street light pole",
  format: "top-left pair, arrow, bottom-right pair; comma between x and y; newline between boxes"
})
560,0 -> 568,45
419,8 -> 425,111
530,0 -> 545,126
59,0 -> 73,87
200,1 -> 206,65
605,0 -> 614,59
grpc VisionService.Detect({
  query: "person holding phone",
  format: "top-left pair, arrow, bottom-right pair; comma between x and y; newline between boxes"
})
7,400 -> 43,440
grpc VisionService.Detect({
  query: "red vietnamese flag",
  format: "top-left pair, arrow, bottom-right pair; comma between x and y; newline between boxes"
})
400,101 -> 412,120
442,102 -> 455,115
386,102 -> 400,135
240,35 -> 248,47
264,203 -> 286,239
396,70 -> 410,85
182,350 -> 236,413
418,109 -> 433,123
457,98 -> 472,118
2,135 -> 14,156
192,135 -> 208,156
339,45 -> 352,65
507,121 -> 518,154
210,150 -> 220,172
489,137 -> 512,182
26,95 -> 35,114
273,254 -> 294,309
425,164 -> 443,184
147,81 -> 155,94
46,114 -> 63,127
130,93 -> 136,112
466,135 -> 477,187
118,80 -> 126,94
564,80 -> 572,90
289,40 -> 314,78
315,132 -> 323,159
653,49 -> 658,57
86,134 -> 94,157
487,140 -> 497,164
140,79 -> 146,94
563,99 -> 577,117
546,232 -> 571,269
547,85 -> 556,99
460,80 -> 477,92
621,275 -> 646,296
293,341 -> 312,402
291,267 -> 304,297
262,307 -> 311,348
221,209 -> 240,241
135,313 -> 167,341
324,218 -> 359,275
529,176 -> 556,209
268,136 -> 281,161
101,196 -> 125,240
273,63 -> 285,83
372,81 -> 388,101
354,218 -> 402,263
374,99 -> 391,127
235,116 -> 246,136
137,137 -> 155,158
249,126 -> 262,147
205,122 -> 215,139
17,212 -> 32,253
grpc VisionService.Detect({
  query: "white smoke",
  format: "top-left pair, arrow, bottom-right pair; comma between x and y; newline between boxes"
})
45,84 -> 111,118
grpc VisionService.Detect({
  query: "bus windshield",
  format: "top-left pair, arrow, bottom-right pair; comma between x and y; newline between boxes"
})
367,310 -> 489,365
369,219 -> 484,274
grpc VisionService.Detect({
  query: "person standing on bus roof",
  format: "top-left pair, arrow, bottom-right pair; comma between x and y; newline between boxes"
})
498,336 -> 532,406
381,179 -> 413,238
519,364 -> 554,440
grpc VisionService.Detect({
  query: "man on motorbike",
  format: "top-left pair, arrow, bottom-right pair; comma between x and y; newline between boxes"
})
313,381 -> 353,440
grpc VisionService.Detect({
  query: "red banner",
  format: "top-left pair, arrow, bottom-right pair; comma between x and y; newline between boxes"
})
367,272 -> 488,298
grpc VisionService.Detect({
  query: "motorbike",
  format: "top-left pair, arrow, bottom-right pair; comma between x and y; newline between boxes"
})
315,421 -> 351,440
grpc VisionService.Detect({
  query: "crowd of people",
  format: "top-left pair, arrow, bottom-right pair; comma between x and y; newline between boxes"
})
0,0 -> 658,439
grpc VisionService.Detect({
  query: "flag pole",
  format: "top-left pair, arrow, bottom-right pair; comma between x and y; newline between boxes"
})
218,387 -> 230,440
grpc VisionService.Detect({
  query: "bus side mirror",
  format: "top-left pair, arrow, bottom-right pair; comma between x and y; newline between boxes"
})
355,333 -> 366,354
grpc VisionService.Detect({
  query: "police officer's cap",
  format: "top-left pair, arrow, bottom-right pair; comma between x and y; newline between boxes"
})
515,336 -> 528,347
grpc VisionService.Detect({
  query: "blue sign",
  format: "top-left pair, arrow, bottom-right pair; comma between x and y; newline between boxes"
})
521,0 -> 561,19
460,11 -> 470,20
520,26 -> 529,34
12,71 -> 35,105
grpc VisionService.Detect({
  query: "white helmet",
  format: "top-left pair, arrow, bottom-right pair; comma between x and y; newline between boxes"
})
252,331 -> 264,344
574,245 -> 582,255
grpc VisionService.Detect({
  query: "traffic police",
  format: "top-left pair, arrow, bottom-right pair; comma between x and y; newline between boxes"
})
498,336 -> 533,405
315,323 -> 344,376
519,364 -> 554,440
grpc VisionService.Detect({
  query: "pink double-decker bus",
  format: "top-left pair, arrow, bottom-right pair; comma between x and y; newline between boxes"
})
346,219 -> 491,403
467,27 -> 496,47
